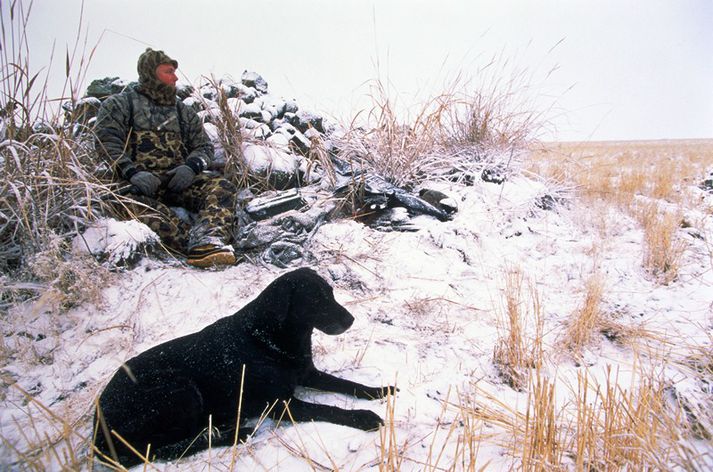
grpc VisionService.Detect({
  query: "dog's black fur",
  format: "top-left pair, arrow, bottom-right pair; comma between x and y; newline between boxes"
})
93,268 -> 394,467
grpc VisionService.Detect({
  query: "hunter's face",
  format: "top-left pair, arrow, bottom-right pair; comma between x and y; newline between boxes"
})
155,63 -> 178,87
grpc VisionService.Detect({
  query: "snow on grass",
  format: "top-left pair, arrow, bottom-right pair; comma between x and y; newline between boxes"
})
1,168 -> 711,470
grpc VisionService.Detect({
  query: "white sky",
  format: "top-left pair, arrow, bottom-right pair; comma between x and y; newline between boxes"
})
11,0 -> 713,141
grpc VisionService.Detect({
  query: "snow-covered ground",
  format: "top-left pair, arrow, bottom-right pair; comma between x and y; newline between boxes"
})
1,169 -> 712,470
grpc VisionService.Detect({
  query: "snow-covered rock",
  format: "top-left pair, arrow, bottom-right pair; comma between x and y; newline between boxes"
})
72,218 -> 158,266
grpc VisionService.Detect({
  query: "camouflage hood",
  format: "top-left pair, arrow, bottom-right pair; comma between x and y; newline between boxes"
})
136,48 -> 178,106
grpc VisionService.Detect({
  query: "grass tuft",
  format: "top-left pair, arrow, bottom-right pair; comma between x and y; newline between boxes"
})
562,272 -> 604,358
492,268 -> 544,390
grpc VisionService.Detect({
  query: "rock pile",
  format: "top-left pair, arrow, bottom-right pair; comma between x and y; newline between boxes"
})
72,70 -> 469,267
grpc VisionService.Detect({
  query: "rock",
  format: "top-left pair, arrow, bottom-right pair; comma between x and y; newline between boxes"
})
274,122 -> 297,136
72,218 -> 159,267
284,99 -> 299,114
266,133 -> 290,150
419,188 -> 458,215
247,124 -> 272,140
239,117 -> 262,130
240,102 -> 263,120
701,171 -> 713,192
62,97 -> 102,125
260,110 -> 273,124
197,109 -> 215,124
31,120 -> 55,134
288,130 -> 312,155
259,95 -> 286,120
481,166 -> 506,184
242,143 -> 302,189
283,112 -> 296,127
304,128 -> 321,140
182,96 -> 203,112
176,84 -> 194,100
200,83 -> 218,101
86,77 -> 133,99
202,123 -> 225,163
269,118 -> 286,132
234,84 -> 258,103
241,71 -> 268,94
289,110 -> 324,133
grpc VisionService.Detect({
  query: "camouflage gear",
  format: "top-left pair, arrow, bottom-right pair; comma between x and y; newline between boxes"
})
136,48 -> 178,105
95,50 -> 237,255
95,88 -> 211,179
125,172 -> 236,253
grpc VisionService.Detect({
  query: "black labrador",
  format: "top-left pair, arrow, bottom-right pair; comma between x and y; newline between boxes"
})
93,267 -> 394,467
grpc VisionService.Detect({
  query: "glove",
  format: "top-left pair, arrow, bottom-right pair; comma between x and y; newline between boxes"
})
166,165 -> 196,192
129,171 -> 162,197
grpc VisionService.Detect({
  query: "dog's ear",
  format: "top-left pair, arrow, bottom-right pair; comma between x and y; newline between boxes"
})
258,272 -> 294,328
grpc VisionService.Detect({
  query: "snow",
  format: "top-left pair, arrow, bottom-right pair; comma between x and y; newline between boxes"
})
242,142 -> 300,174
1,171 -> 712,470
72,218 -> 159,266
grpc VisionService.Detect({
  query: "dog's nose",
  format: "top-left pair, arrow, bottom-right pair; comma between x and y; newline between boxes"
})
322,307 -> 354,335
342,311 -> 355,330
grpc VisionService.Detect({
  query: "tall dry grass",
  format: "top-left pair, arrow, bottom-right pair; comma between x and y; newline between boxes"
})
634,201 -> 687,284
562,272 -> 604,358
334,56 -> 552,189
202,76 -> 248,187
528,140 -> 713,285
492,268 -> 544,391
456,361 -> 708,471
0,0 -> 119,315
569,365 -> 694,470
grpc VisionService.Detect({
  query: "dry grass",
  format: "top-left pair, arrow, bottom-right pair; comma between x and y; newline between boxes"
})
1,0 -> 119,312
0,383 -> 95,471
334,79 -> 453,188
455,372 -> 567,471
492,268 -> 544,390
202,77 -> 249,188
528,139 -> 713,210
518,370 -> 564,471
528,139 -> 712,285
562,272 -> 604,358
456,362 -> 708,471
634,201 -> 687,284
569,365 -> 687,470
334,57 -> 550,189
377,389 -> 406,471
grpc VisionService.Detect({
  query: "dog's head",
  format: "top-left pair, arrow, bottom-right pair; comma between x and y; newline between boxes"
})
261,267 -> 354,335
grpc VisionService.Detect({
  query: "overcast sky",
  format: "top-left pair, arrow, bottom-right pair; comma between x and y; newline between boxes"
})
12,0 -> 713,141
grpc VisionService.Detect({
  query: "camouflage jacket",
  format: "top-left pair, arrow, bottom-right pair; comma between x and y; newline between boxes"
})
94,87 -> 213,180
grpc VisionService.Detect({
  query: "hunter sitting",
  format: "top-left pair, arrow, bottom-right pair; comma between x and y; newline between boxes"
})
95,48 -> 237,268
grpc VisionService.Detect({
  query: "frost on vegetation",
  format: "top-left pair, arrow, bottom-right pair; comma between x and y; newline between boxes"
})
15,235 -> 110,313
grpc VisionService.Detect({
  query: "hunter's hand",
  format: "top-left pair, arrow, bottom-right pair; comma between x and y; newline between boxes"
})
166,165 -> 196,192
129,171 -> 162,197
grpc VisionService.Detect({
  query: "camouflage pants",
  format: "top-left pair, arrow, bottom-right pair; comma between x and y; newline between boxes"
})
127,173 -> 237,254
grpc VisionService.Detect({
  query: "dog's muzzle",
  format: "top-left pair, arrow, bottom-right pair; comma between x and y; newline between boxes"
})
320,307 -> 354,335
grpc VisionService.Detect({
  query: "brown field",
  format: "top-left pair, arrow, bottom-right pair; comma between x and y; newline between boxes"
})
527,139 -> 713,207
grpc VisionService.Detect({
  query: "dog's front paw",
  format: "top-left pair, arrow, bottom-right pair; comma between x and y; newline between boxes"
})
355,385 -> 399,400
350,409 -> 384,431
